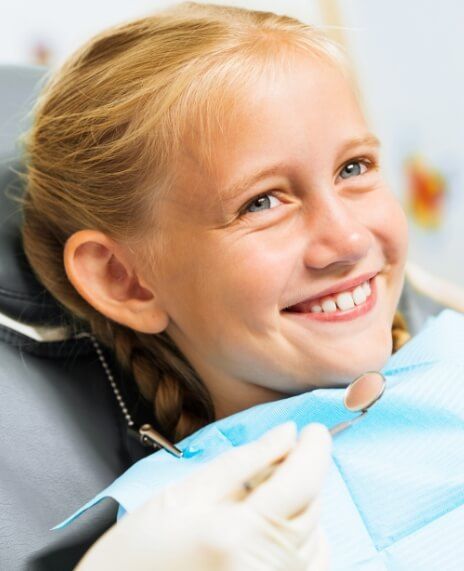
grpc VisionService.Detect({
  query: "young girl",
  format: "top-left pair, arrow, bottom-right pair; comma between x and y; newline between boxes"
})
22,2 -> 418,568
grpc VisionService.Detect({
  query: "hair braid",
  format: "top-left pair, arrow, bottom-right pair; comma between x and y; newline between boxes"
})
391,309 -> 411,354
88,316 -> 214,442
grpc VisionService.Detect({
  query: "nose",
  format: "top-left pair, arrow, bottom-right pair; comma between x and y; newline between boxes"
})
302,193 -> 372,270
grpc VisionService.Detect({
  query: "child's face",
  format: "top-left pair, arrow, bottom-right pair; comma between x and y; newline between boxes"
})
150,55 -> 408,417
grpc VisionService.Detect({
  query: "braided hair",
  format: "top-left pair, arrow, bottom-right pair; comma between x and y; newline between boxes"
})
391,309 -> 411,354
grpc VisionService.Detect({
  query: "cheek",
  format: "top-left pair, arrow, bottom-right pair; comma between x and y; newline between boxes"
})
362,189 -> 409,320
383,196 -> 409,264
215,234 -> 294,326
363,187 -> 409,264
164,231 -> 291,341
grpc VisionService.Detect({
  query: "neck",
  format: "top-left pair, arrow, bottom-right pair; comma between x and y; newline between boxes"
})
190,356 -> 288,420
166,326 -> 289,420
211,378 -> 287,420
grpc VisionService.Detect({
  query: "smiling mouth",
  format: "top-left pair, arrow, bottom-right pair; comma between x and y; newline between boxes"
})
282,276 -> 378,322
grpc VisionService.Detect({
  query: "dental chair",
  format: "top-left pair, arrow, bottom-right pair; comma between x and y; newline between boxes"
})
0,64 -> 461,571
0,66 -> 156,571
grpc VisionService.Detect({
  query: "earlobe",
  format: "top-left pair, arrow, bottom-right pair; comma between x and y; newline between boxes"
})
64,230 -> 169,334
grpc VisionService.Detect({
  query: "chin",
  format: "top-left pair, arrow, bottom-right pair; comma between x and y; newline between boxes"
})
348,328 -> 393,377
315,327 -> 394,388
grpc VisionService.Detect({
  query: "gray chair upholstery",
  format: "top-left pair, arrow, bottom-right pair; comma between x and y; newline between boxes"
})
0,66 -> 156,571
0,65 -> 450,570
0,65 -> 47,159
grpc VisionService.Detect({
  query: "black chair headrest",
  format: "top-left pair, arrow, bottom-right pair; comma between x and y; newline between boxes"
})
0,65 -> 69,326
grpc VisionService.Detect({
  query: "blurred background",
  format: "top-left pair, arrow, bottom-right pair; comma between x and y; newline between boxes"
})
1,0 -> 463,289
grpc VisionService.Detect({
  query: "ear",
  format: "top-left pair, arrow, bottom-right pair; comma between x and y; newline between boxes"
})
64,230 -> 169,334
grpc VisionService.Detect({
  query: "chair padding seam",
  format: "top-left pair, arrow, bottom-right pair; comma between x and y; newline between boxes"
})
0,284 -> 54,304
0,324 -> 94,358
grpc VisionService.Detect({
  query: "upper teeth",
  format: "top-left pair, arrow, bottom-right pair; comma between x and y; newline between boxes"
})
294,280 -> 372,314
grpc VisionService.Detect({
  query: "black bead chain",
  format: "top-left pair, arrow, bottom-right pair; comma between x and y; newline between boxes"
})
76,331 -> 183,458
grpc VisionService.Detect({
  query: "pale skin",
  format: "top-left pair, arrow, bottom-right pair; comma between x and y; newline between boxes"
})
66,53 -> 409,571
64,54 -> 409,421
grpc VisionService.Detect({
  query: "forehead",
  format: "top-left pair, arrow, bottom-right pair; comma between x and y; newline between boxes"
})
174,55 -> 370,206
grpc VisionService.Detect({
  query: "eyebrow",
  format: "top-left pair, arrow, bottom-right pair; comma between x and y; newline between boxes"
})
220,133 -> 381,203
220,162 -> 290,203
337,133 -> 381,159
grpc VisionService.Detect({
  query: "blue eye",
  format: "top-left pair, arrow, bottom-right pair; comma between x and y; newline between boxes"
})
243,193 -> 281,214
339,160 -> 368,179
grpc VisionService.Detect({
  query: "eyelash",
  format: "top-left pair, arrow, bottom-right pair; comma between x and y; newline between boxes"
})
239,157 -> 376,216
339,157 -> 377,181
239,191 -> 283,218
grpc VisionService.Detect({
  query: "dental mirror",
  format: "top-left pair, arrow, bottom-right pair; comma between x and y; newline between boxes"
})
329,371 -> 386,435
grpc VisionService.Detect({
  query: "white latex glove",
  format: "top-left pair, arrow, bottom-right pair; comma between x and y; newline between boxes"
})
75,421 -> 332,571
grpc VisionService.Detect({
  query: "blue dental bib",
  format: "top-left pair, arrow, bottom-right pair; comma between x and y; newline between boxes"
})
53,309 -> 464,570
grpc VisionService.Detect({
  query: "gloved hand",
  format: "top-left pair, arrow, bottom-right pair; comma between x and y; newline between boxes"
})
75,421 -> 332,571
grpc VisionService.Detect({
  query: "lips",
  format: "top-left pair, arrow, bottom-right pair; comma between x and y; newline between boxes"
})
283,271 -> 379,312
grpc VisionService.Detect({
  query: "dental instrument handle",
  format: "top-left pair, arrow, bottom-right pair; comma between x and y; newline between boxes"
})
329,410 -> 367,436
243,411 -> 368,492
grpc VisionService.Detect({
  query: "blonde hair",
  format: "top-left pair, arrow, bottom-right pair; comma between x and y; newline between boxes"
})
21,1 -> 408,443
